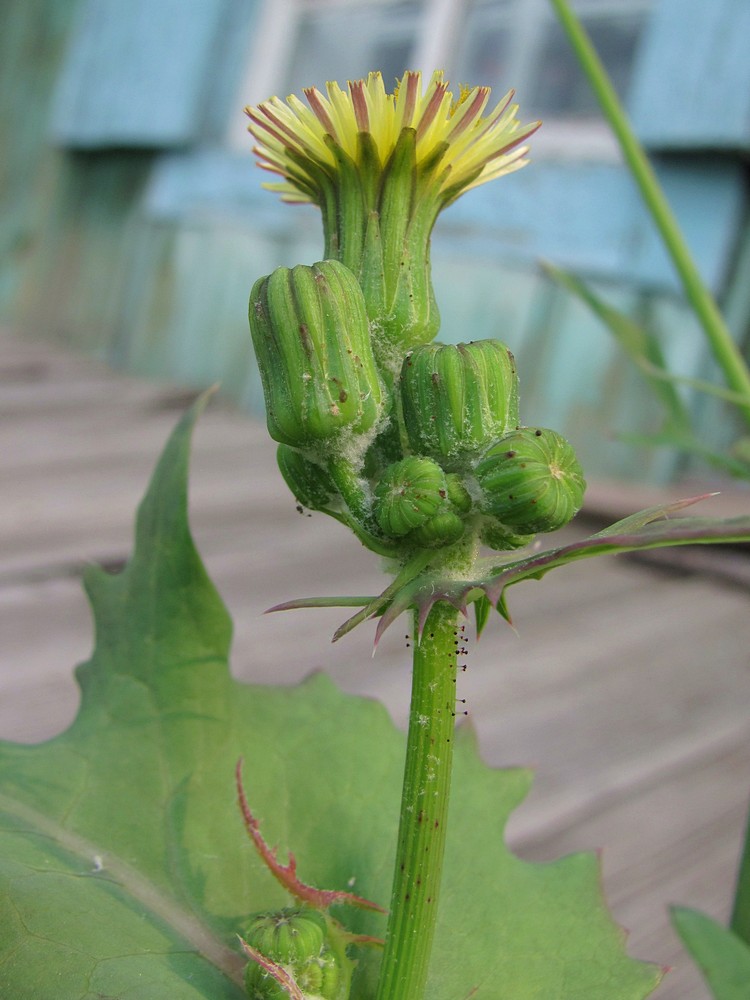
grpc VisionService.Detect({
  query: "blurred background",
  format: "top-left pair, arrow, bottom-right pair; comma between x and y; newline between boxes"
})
3,0 -> 749,486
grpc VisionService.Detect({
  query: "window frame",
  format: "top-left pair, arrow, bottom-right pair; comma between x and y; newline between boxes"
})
227,0 -> 653,164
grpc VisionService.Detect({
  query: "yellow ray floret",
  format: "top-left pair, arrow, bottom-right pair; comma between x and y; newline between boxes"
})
245,70 -> 540,205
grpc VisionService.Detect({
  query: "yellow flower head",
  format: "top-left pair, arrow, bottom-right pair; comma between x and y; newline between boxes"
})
245,70 -> 539,207
245,72 -> 539,363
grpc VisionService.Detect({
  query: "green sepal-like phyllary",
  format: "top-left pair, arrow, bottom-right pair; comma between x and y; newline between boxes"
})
480,518 -> 535,552
243,907 -> 353,1000
277,444 -> 339,511
475,427 -> 586,534
362,416 -> 405,480
444,473 -> 473,514
373,456 -> 448,538
324,128 -> 443,374
399,341 -> 520,469
249,260 -> 385,449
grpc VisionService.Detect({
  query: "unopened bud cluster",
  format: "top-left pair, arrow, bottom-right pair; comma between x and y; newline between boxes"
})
250,259 -> 585,560
243,907 -> 353,999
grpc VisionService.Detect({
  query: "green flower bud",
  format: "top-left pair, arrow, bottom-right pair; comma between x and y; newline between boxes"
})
243,908 -> 350,1000
409,510 -> 465,548
374,456 -> 447,538
277,444 -> 338,511
480,518 -> 535,552
244,908 -> 326,966
399,341 -> 519,469
475,427 -> 586,534
249,260 -> 384,448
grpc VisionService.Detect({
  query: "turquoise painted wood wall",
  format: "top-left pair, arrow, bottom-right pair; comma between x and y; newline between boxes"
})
0,0 -> 80,315
629,0 -> 750,152
3,0 -> 749,485
51,0 -> 252,148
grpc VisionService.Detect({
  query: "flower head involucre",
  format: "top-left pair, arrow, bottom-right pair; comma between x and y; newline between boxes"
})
246,71 -> 538,364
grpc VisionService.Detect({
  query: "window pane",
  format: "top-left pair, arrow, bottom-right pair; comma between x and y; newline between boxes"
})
283,1 -> 421,96
452,2 -> 651,122
451,2 -> 512,94
530,12 -> 648,118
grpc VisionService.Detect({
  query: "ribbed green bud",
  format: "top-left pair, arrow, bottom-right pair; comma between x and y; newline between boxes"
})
374,456 -> 447,538
399,341 -> 520,468
475,427 -> 586,534
409,510 -> 465,548
243,908 -> 349,1000
245,954 -> 341,1000
249,260 -> 384,448
245,909 -> 326,966
277,444 -> 338,511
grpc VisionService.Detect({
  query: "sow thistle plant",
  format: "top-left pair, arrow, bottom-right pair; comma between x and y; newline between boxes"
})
246,72 -> 565,565
243,72 -> 584,999
235,70 -> 750,1000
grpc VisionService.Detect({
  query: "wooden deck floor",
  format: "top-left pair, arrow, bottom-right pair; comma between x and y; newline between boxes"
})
2,328 -> 750,999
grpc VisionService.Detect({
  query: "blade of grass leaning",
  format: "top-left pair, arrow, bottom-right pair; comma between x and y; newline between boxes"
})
731,801 -> 750,945
671,907 -> 750,999
617,430 -> 750,478
542,261 -> 690,431
548,0 -> 750,428
544,262 -> 750,412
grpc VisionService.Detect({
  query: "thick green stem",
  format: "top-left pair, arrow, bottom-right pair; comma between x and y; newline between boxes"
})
549,0 -> 750,428
326,455 -> 406,557
731,799 -> 750,945
375,601 -> 459,1000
